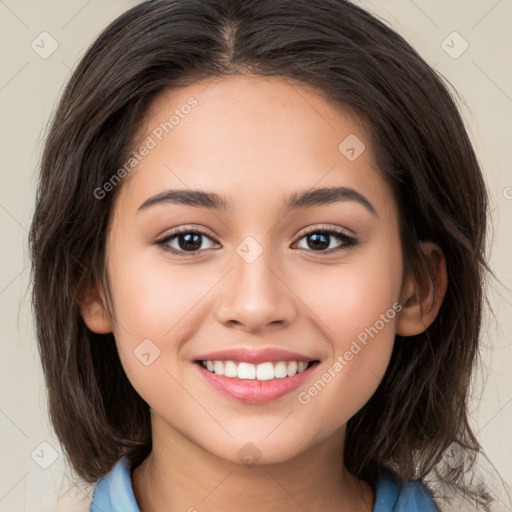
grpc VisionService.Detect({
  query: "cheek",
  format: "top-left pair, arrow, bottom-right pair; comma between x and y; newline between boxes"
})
294,248 -> 401,419
107,245 -> 210,339
296,291 -> 397,434
105,246 -> 226,399
298,246 -> 400,345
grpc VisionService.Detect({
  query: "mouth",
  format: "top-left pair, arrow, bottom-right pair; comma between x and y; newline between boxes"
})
193,357 -> 321,403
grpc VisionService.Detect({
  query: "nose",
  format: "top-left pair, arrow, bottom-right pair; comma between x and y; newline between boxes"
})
215,245 -> 298,333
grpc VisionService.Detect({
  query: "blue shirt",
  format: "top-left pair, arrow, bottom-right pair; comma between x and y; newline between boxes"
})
90,456 -> 440,511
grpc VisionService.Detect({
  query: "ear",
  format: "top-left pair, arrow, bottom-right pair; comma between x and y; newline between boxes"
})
396,241 -> 448,336
78,279 -> 113,334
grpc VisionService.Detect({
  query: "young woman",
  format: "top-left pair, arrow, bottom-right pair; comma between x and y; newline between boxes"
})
29,0 -> 507,510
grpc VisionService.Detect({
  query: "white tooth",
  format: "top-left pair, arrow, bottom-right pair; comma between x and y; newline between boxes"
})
238,362 -> 256,379
297,361 -> 308,373
287,361 -> 298,377
213,361 -> 225,376
204,360 -> 309,379
274,361 -> 288,378
256,362 -> 275,380
224,360 -> 238,378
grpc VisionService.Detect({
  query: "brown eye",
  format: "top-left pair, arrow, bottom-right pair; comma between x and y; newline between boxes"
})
294,229 -> 359,254
156,229 -> 219,256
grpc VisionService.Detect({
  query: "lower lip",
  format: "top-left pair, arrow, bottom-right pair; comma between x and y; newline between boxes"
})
195,361 -> 320,403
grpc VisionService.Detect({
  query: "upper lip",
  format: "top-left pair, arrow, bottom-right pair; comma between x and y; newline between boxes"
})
194,347 -> 318,365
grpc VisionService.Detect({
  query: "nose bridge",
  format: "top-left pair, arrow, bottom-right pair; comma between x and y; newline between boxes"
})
215,234 -> 296,330
236,235 -> 278,294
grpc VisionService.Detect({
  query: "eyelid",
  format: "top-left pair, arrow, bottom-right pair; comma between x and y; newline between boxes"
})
157,223 -> 355,241
295,223 -> 356,239
154,223 -> 216,240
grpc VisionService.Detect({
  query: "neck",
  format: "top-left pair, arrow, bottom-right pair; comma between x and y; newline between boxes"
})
132,412 -> 374,512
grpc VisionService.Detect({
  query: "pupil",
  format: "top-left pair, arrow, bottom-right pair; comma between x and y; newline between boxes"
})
308,233 -> 329,250
179,233 -> 201,251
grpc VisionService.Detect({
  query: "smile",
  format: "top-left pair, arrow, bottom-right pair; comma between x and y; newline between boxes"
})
194,359 -> 320,403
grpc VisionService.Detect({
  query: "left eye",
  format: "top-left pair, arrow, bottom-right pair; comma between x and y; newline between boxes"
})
155,227 -> 359,256
293,229 -> 358,253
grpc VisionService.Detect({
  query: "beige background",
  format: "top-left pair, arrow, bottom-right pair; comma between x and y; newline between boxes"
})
0,1 -> 511,510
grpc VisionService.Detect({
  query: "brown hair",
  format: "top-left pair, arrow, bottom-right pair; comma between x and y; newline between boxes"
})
29,0 -> 491,502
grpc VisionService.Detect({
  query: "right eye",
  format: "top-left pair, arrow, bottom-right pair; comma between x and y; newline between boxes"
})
155,228 -> 220,256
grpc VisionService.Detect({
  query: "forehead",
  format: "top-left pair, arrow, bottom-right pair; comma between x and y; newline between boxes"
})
118,75 -> 397,221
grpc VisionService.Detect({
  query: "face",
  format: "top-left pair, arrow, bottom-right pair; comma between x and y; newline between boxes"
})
100,75 -> 404,465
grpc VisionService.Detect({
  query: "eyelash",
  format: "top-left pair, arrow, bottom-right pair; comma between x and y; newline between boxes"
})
154,226 -> 359,257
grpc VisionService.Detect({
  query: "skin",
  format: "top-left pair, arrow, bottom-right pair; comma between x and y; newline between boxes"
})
80,75 -> 447,511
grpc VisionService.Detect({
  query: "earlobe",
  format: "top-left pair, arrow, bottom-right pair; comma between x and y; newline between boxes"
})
78,280 -> 113,334
396,241 -> 448,337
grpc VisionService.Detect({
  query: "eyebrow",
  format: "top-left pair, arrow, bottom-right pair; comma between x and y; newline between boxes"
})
137,186 -> 378,217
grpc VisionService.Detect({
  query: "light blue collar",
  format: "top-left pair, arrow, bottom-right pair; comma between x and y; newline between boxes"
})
90,456 -> 439,511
